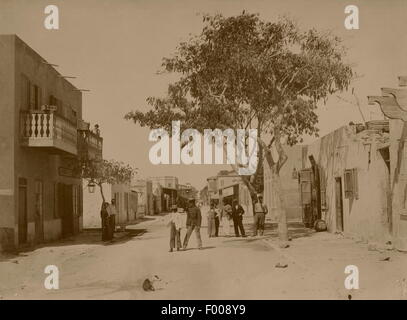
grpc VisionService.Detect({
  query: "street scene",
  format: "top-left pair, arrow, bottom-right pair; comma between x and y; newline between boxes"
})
0,0 -> 407,300
1,211 -> 407,300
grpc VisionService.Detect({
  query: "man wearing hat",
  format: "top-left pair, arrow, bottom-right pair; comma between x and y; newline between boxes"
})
253,195 -> 268,236
182,199 -> 203,250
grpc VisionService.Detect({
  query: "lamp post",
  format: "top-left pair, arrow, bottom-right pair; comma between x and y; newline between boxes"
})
87,179 -> 96,193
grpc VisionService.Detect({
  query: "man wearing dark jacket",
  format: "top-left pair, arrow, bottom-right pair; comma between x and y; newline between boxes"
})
232,199 -> 246,237
182,199 -> 203,250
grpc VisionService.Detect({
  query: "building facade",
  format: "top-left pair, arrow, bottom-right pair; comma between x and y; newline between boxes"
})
133,179 -> 153,216
302,122 -> 391,245
111,183 -> 138,224
150,176 -> 178,213
263,145 -> 303,222
0,35 -> 102,251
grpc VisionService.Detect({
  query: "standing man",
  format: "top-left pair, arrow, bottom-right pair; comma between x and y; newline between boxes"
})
107,199 -> 117,240
253,195 -> 268,236
182,199 -> 203,250
232,199 -> 246,237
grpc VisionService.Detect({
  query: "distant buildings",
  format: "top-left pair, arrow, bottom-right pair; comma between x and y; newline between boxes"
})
0,35 -> 102,251
205,170 -> 252,214
150,176 -> 178,213
133,179 -> 153,216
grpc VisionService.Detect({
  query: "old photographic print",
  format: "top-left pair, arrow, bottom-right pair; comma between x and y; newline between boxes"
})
0,0 -> 406,306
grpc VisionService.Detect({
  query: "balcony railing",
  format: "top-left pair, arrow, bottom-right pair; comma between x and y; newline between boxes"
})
20,111 -> 78,155
78,130 -> 103,161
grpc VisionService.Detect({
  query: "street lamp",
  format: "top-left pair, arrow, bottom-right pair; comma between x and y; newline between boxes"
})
87,180 -> 96,193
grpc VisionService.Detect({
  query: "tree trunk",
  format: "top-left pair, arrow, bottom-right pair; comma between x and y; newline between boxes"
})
98,182 -> 106,203
272,170 -> 288,242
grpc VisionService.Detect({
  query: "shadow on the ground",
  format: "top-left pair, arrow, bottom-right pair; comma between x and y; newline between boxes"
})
220,221 -> 314,242
0,228 -> 148,262
182,246 -> 216,251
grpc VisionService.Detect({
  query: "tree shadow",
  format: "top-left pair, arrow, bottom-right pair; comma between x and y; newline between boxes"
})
0,228 -> 148,262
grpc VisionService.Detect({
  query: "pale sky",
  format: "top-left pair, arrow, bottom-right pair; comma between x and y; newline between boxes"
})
1,0 -> 406,190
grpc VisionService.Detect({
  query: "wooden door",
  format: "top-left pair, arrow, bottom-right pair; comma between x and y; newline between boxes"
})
335,177 -> 344,232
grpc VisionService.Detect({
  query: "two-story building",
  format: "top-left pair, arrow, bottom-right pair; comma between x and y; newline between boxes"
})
0,35 -> 102,251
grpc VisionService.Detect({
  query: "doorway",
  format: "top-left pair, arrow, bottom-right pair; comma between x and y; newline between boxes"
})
58,183 -> 74,237
34,180 -> 44,243
335,177 -> 344,232
18,178 -> 28,244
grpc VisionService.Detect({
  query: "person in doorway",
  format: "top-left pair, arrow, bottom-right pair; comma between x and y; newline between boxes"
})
221,200 -> 232,236
182,199 -> 202,250
100,202 -> 110,241
207,204 -> 217,237
107,199 -> 117,240
232,199 -> 246,237
253,195 -> 268,236
168,205 -> 182,252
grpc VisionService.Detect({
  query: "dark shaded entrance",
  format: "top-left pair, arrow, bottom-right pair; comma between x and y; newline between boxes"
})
58,183 -> 74,237
18,178 -> 28,244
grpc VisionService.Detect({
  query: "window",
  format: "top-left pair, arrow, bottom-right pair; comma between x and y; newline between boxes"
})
29,84 -> 42,110
344,168 -> 359,199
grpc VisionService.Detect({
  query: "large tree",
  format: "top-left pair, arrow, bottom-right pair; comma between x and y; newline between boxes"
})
125,12 -> 353,242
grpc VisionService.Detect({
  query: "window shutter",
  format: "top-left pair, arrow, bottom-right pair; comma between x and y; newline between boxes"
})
344,169 -> 354,199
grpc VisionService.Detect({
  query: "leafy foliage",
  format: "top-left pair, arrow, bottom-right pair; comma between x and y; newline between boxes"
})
125,12 -> 353,194
81,159 -> 136,186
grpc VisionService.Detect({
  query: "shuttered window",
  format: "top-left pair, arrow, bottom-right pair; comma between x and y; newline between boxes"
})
344,168 -> 359,199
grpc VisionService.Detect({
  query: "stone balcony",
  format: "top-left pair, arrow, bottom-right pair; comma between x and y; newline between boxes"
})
20,110 -> 78,155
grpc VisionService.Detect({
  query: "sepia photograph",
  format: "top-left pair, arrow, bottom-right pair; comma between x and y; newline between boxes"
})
0,0 -> 407,305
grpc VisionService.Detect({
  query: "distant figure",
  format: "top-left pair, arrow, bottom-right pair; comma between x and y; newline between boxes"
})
214,203 -> 220,237
207,204 -> 217,238
168,205 -> 182,252
221,200 -> 232,236
253,196 -> 268,236
232,199 -> 246,237
182,199 -> 202,250
100,202 -> 110,241
93,124 -> 100,136
107,199 -> 117,240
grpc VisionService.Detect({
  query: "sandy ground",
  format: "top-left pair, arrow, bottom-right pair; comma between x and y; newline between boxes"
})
0,206 -> 407,300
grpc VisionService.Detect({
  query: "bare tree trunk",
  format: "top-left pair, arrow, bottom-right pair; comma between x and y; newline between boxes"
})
98,182 -> 106,203
273,133 -> 289,243
272,169 -> 288,242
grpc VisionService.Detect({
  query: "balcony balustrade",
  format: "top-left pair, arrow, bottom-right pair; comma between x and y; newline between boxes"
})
20,110 -> 78,155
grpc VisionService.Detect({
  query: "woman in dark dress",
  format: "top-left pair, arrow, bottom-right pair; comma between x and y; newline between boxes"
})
100,202 -> 110,241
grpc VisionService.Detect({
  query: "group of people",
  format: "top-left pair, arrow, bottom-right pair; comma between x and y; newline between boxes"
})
168,199 -> 202,252
167,195 -> 269,252
100,199 -> 117,241
207,199 -> 247,238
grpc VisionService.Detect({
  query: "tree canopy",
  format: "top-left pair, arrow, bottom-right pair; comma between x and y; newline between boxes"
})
125,12 -> 353,195
81,159 -> 136,202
